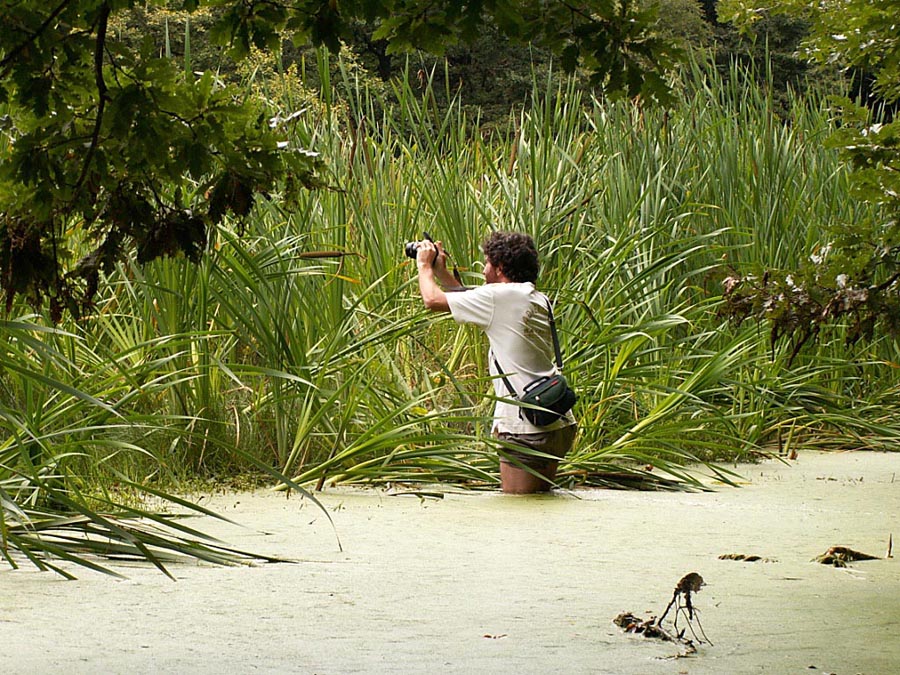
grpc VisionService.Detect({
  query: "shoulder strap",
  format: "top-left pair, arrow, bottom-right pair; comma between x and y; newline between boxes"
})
493,352 -> 519,399
544,297 -> 564,369
492,295 -> 564,399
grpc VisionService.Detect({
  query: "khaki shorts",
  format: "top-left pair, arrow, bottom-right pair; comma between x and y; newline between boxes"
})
495,424 -> 577,470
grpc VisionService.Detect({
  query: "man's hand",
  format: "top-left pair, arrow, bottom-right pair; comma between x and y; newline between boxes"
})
417,239 -> 458,287
415,239 -> 447,271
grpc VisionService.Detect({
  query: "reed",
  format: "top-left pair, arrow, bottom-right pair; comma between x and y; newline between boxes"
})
2,51 -> 898,572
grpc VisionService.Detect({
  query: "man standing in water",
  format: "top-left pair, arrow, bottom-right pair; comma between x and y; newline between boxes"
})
416,231 -> 577,493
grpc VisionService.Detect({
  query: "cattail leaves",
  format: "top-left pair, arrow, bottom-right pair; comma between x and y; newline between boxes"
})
4,46 -> 900,576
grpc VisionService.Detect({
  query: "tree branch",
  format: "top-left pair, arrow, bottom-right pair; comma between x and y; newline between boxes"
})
0,0 -> 74,79
874,269 -> 900,293
72,2 -> 111,197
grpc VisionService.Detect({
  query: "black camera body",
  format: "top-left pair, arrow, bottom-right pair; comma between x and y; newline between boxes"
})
404,231 -> 433,259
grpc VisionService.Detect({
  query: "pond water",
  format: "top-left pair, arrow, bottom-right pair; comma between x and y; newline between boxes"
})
3,450 -> 900,674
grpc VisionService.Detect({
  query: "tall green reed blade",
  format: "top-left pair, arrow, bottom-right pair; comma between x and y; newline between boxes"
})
164,16 -> 171,59
184,15 -> 191,77
0,318 -> 336,578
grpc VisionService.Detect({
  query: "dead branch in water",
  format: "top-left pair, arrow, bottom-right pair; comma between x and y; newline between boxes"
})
614,571 -> 713,656
656,572 -> 713,646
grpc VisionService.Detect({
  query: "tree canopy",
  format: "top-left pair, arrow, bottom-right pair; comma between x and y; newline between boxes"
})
0,0 -> 678,318
718,0 -> 900,355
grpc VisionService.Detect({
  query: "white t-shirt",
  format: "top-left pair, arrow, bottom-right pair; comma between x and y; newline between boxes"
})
446,282 -> 576,434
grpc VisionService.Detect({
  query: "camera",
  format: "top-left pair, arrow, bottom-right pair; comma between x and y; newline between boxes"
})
404,231 -> 434,259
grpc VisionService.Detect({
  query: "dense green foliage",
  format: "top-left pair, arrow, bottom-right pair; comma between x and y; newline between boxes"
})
4,1 -> 900,577
5,55 -> 898,502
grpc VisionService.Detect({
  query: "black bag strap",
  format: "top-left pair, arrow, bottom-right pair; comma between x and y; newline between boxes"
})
493,295 -> 564,399
545,298 -> 564,369
493,353 -> 519,399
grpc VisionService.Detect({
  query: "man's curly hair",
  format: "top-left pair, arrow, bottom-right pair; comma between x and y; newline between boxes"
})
481,231 -> 539,283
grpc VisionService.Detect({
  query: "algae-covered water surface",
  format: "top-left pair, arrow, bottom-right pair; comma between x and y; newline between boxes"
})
3,450 -> 899,674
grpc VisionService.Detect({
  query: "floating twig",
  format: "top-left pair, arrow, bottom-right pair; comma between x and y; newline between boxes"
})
813,546 -> 880,567
614,613 -> 678,643
718,553 -> 777,563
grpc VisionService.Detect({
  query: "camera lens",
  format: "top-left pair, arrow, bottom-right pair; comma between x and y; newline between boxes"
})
404,242 -> 419,259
